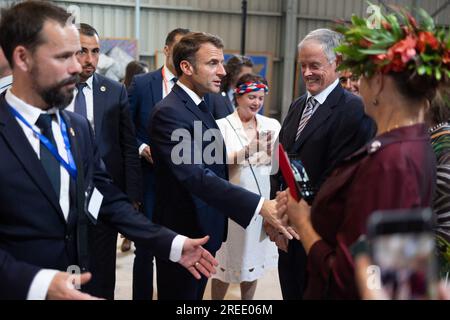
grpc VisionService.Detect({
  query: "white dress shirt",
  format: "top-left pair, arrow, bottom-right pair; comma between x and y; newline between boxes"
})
305,78 -> 339,116
162,64 -> 177,99
66,75 -> 95,130
177,80 -> 265,216
5,89 -> 186,300
0,75 -> 13,94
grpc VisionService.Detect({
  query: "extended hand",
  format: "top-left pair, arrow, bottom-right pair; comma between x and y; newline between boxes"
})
46,272 -> 102,300
264,221 -> 289,252
276,189 -> 311,235
260,199 -> 293,240
179,236 -> 218,279
141,146 -> 154,164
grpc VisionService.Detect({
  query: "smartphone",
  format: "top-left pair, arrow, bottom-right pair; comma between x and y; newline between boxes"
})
367,208 -> 438,300
259,130 -> 272,144
259,130 -> 273,157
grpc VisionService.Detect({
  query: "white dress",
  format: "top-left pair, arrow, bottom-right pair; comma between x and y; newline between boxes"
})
212,111 -> 281,283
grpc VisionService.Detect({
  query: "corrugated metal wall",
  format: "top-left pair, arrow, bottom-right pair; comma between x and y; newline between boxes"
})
296,0 -> 449,45
48,0 -> 284,115
1,0 -> 448,118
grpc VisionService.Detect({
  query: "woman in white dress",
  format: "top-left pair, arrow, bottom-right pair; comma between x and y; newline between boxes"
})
211,74 -> 280,300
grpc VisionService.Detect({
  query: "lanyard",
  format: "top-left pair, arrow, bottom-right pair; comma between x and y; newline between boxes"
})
9,107 -> 78,179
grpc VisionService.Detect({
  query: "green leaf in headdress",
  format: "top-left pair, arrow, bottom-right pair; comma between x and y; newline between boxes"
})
358,48 -> 388,55
435,68 -> 442,81
417,65 -> 426,75
416,7 -> 435,31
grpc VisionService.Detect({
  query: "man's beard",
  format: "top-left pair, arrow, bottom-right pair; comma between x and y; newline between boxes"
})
36,75 -> 80,110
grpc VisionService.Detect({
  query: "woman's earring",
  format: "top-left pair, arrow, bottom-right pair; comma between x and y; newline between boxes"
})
372,98 -> 379,106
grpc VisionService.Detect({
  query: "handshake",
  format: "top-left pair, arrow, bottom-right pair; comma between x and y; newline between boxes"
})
260,189 -> 312,252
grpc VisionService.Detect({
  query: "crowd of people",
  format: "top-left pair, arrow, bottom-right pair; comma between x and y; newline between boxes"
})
0,0 -> 449,300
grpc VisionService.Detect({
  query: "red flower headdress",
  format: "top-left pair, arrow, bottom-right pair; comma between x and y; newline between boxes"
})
335,4 -> 450,82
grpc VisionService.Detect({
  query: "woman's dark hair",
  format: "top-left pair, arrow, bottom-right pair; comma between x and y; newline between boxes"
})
123,61 -> 148,89
234,73 -> 268,107
427,84 -> 450,126
390,71 -> 439,105
220,55 -> 253,92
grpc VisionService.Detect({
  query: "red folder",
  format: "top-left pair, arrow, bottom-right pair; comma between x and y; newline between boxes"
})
278,144 -> 300,201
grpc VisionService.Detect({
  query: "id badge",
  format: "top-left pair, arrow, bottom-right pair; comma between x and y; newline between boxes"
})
84,184 -> 103,225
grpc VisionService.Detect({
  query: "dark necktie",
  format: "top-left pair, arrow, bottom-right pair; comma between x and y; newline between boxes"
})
74,82 -> 88,118
172,77 -> 178,84
198,100 -> 209,113
295,97 -> 318,141
35,114 -> 60,197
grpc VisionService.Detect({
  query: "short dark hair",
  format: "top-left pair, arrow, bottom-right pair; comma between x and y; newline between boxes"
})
172,32 -> 224,77
0,1 -> 71,67
165,28 -> 190,46
79,23 -> 99,37
221,55 -> 253,92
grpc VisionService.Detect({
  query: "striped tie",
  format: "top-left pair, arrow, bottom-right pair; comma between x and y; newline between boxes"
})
295,97 -> 318,141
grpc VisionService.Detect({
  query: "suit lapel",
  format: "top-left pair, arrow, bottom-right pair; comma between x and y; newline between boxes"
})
173,85 -> 218,130
151,68 -> 163,103
222,92 -> 234,114
0,97 -> 65,220
292,85 -> 343,152
92,74 -> 105,142
283,96 -> 306,150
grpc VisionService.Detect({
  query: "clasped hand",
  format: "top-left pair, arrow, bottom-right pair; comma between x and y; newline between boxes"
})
263,189 -> 312,251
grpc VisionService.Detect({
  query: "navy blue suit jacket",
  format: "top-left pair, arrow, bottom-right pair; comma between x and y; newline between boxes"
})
206,91 -> 234,120
149,84 -> 260,253
91,73 -> 142,203
271,84 -> 376,197
0,95 -> 176,300
128,68 -> 163,149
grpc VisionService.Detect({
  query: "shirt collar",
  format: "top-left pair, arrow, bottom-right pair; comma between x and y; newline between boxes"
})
227,89 -> 234,103
177,81 -> 203,106
306,78 -> 339,105
5,89 -> 60,126
163,64 -> 177,82
82,75 -> 94,90
0,75 -> 13,90
230,110 -> 262,131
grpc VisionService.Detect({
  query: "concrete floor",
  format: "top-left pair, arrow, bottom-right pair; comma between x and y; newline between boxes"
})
114,241 -> 283,300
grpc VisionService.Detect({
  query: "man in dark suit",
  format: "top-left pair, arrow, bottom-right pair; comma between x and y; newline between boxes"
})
149,32 -> 289,300
267,29 -> 375,299
128,27 -> 190,300
67,23 -> 142,299
0,0 -> 216,300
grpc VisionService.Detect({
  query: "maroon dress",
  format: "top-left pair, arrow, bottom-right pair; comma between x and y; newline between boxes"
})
303,124 -> 436,299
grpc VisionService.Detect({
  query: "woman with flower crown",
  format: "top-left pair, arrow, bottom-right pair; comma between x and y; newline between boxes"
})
275,6 -> 450,299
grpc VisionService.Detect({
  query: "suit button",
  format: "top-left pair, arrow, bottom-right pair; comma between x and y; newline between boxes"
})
65,234 -> 72,241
